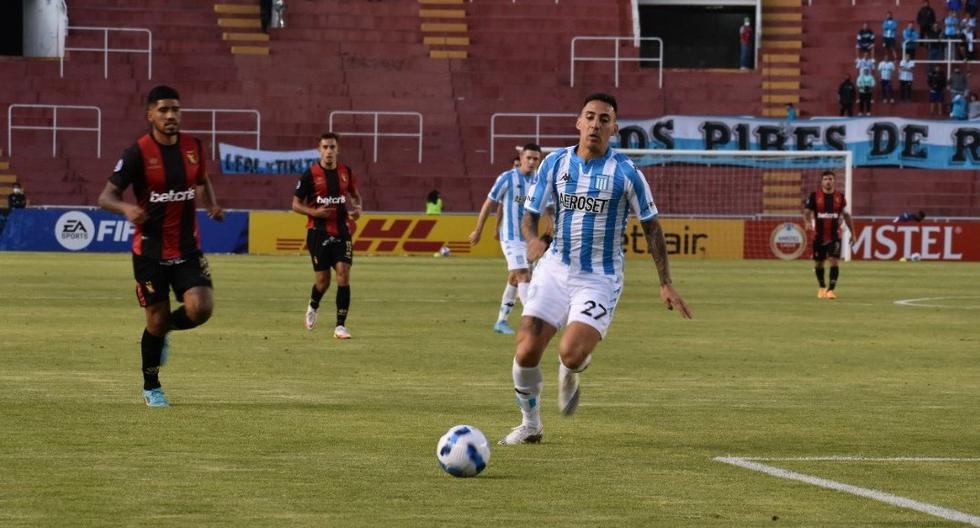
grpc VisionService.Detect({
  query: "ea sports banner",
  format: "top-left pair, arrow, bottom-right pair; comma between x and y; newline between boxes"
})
219,143 -> 318,174
614,116 -> 980,170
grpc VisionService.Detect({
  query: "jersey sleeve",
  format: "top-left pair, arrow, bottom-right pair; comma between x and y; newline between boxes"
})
108,144 -> 142,190
804,192 -> 816,211
841,193 -> 848,209
625,166 -> 658,222
487,172 -> 509,203
348,168 -> 358,195
194,138 -> 208,185
294,169 -> 313,200
525,152 -> 559,214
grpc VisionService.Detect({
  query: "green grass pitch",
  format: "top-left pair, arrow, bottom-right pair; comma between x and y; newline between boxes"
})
1,252 -> 978,527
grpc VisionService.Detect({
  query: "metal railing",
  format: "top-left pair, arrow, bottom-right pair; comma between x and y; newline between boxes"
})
903,38 -> 980,77
489,113 -> 577,164
7,104 -> 102,158
182,109 -> 261,159
570,36 -> 664,88
61,26 -> 152,79
328,111 -> 424,163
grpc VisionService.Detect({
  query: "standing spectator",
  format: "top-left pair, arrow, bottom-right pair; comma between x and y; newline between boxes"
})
785,102 -> 798,121
949,0 -> 963,13
878,56 -> 897,104
883,12 -> 899,55
7,182 -> 27,209
968,0 -> 979,17
927,23 -> 944,60
918,0 -> 937,36
425,190 -> 443,215
903,21 -> 920,59
927,64 -> 948,115
855,51 -> 876,73
856,22 -> 876,58
950,92 -> 969,118
857,68 -> 876,115
260,0 -> 272,33
962,16 -> 976,59
838,74 -> 857,116
968,92 -> 980,118
949,63 -> 969,97
739,17 -> 754,70
899,56 -> 916,101
945,10 -> 961,39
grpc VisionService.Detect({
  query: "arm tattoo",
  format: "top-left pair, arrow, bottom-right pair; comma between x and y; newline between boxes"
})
522,212 -> 540,241
641,219 -> 672,286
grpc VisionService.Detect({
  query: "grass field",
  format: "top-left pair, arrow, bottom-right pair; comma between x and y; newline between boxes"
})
1,252 -> 978,527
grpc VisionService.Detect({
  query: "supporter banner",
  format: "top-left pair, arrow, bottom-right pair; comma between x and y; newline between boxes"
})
219,143 -> 318,174
744,219 -> 980,261
614,116 -> 980,170
623,218 -> 744,260
249,212 -> 501,257
0,207 -> 248,253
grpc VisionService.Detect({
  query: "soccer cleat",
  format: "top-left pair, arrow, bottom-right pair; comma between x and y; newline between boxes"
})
497,424 -> 543,445
825,290 -> 837,300
558,370 -> 581,416
143,388 -> 170,408
334,325 -> 352,339
305,305 -> 318,330
159,334 -> 171,366
492,321 -> 515,335
817,288 -> 828,299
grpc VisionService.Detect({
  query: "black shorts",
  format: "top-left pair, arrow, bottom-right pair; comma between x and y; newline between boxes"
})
307,229 -> 353,271
133,251 -> 213,307
812,239 -> 842,261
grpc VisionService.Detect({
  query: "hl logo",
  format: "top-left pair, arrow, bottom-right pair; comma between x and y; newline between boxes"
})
353,219 -> 469,254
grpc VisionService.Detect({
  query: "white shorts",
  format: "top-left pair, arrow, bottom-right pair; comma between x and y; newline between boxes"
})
500,239 -> 529,271
521,252 -> 622,338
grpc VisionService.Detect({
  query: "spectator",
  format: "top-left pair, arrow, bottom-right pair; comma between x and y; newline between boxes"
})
949,0 -> 963,13
903,21 -> 920,59
425,189 -> 443,215
893,210 -> 927,222
961,16 -> 976,59
968,0 -> 979,17
838,74 -> 857,116
899,56 -> 916,101
883,12 -> 899,55
739,17 -> 754,70
878,56 -> 897,104
927,64 -> 948,115
927,23 -> 944,60
950,92 -> 969,118
271,0 -> 286,28
7,182 -> 26,210
856,22 -> 876,57
260,0 -> 272,33
949,63 -> 969,97
918,0 -> 937,36
857,68 -> 876,116
855,51 -> 876,73
945,11 -> 961,41
785,102 -> 798,121
969,92 -> 980,118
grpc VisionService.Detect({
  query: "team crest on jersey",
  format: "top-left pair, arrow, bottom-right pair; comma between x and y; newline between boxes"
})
147,157 -> 160,166
185,151 -> 198,165
591,174 -> 610,191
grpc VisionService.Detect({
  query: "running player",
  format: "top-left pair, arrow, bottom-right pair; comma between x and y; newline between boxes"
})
803,170 -> 856,300
499,93 -> 693,445
469,144 -> 543,334
293,132 -> 363,339
97,85 -> 224,408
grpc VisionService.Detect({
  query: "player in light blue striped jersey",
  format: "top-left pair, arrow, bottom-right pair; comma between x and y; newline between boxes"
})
499,93 -> 693,446
469,144 -> 543,334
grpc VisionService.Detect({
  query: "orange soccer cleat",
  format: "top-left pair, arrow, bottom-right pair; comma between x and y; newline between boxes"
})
818,288 -> 828,299
825,290 -> 837,300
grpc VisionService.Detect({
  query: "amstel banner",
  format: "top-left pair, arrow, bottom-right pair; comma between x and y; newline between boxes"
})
248,212 -> 502,256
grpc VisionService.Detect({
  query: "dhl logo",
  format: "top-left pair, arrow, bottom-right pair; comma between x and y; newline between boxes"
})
275,219 -> 470,254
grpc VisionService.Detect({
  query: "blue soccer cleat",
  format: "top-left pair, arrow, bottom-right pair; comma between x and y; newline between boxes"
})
492,321 -> 515,335
159,334 -> 171,366
143,388 -> 170,408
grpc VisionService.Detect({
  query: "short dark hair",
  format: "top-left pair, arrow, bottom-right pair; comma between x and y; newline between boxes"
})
146,85 -> 180,106
521,143 -> 542,153
821,170 -> 836,178
319,132 -> 341,143
12,182 -> 21,188
582,92 -> 618,114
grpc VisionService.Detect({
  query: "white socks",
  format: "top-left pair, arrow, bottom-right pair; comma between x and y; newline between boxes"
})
512,358 -> 542,427
517,281 -> 528,305
560,354 -> 592,375
497,284 -> 518,322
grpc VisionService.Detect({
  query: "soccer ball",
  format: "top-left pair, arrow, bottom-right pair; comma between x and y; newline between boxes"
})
439,245 -> 451,257
436,425 -> 490,477
909,252 -> 921,261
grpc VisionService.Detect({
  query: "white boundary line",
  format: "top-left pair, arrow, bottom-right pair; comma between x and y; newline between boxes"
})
893,296 -> 980,309
714,456 -> 980,526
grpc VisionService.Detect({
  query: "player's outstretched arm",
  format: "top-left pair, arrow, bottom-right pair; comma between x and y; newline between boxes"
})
349,189 -> 363,220
97,181 -> 147,225
641,217 -> 693,319
842,211 -> 857,239
803,207 -> 815,231
198,177 -> 223,221
523,211 -> 547,263
469,198 -> 496,245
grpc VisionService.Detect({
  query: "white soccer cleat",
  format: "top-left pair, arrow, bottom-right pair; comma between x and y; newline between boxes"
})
305,306 -> 317,330
497,424 -> 543,445
333,325 -> 352,339
558,369 -> 580,416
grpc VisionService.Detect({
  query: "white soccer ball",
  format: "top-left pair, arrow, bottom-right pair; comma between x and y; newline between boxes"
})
439,245 -> 451,257
436,425 -> 490,477
909,252 -> 921,261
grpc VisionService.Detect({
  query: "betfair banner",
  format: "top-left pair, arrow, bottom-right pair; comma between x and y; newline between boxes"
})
614,116 -> 980,169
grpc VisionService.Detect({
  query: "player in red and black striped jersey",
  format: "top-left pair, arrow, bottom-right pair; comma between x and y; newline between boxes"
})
803,170 -> 856,300
291,132 -> 363,340
97,85 -> 223,407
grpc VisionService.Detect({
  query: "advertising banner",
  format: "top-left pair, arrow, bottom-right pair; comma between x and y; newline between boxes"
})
0,207 -> 248,253
220,143 -> 318,175
743,219 -> 980,261
249,212 -> 501,256
615,116 -> 980,170
623,218 -> 745,260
